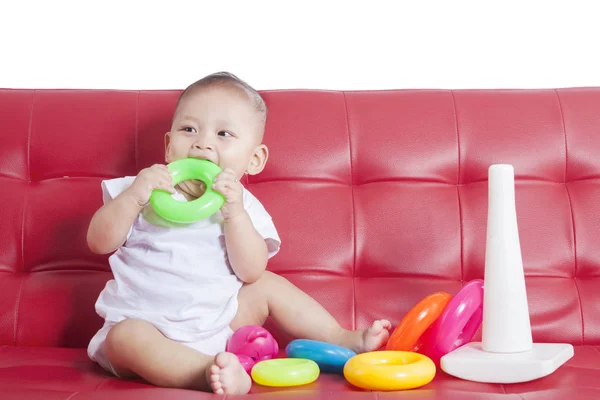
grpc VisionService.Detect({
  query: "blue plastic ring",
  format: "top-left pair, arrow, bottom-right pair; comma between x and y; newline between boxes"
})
285,339 -> 356,374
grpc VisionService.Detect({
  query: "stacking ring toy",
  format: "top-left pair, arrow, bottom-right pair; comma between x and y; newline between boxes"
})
236,355 -> 255,374
286,339 -> 356,374
251,358 -> 320,387
227,325 -> 279,374
419,279 -> 484,364
343,351 -> 435,390
386,292 -> 452,351
149,158 -> 225,224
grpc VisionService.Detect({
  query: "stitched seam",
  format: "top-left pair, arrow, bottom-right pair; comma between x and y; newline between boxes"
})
342,91 -> 356,329
573,276 -> 585,345
20,89 -> 34,328
451,90 -> 460,185
457,187 -> 465,282
564,184 -> 578,276
22,90 -> 34,275
93,377 -> 108,391
562,359 -> 600,371
18,174 -> 29,239
565,184 -> 583,343
555,89 -> 568,183
227,175 -> 600,186
15,176 -> 29,344
135,91 -> 140,171
556,89 -> 582,342
451,90 -> 464,282
351,276 -> 356,330
13,276 -> 24,345
19,186 -> 27,272
27,90 -> 35,182
555,89 -> 575,276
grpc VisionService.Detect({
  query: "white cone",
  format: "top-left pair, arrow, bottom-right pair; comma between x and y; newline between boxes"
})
440,164 -> 573,383
482,164 -> 532,353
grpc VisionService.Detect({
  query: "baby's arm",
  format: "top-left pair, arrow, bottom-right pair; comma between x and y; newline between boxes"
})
212,168 -> 268,283
224,212 -> 268,283
87,191 -> 144,254
87,164 -> 175,254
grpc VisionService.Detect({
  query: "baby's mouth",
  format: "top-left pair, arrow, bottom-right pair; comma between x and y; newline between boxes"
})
176,179 -> 207,201
190,155 -> 218,166
189,180 -> 206,189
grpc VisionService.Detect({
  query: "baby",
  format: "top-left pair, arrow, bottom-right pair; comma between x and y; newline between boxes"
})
86,72 -> 391,395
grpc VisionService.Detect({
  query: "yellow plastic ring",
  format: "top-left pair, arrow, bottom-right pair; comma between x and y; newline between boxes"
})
343,351 -> 435,391
251,358 -> 320,387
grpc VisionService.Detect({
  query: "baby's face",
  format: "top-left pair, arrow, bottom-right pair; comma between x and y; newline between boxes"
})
165,84 -> 266,196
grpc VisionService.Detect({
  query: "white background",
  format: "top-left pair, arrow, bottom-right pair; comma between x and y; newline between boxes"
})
1,0 -> 599,91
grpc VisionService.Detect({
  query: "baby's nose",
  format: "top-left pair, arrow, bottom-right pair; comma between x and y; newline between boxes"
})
193,136 -> 214,150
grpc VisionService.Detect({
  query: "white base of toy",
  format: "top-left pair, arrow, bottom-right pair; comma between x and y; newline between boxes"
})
440,342 -> 574,383
441,165 -> 574,383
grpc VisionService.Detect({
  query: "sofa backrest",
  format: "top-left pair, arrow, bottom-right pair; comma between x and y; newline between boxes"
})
0,88 -> 599,348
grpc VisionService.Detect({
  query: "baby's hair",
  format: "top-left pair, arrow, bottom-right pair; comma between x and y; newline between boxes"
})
175,72 -> 267,123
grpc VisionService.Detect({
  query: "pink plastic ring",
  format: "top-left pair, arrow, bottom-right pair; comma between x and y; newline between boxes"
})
226,325 -> 279,374
418,279 -> 484,365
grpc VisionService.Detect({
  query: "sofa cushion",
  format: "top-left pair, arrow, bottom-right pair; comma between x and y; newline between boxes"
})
1,87 -> 600,398
1,345 -> 600,398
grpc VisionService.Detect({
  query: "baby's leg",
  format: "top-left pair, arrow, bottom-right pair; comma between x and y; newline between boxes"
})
233,271 -> 391,353
103,318 -> 251,395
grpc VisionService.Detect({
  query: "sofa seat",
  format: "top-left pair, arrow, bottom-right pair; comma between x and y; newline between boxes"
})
2,345 -> 600,399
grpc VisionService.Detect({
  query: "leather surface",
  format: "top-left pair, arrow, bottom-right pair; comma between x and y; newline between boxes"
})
0,87 -> 599,397
1,346 -> 600,398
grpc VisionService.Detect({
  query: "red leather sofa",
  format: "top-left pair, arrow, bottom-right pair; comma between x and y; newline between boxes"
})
1,87 -> 599,399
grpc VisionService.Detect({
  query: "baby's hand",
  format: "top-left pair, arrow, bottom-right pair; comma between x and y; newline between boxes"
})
212,168 -> 244,220
126,164 -> 176,207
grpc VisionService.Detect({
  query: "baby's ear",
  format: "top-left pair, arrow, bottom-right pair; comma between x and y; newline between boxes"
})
247,144 -> 269,175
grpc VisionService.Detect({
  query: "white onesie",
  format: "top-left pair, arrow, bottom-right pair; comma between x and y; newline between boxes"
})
87,176 -> 280,376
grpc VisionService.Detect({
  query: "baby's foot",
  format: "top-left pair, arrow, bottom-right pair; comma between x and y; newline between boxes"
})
207,352 -> 252,395
358,319 -> 392,353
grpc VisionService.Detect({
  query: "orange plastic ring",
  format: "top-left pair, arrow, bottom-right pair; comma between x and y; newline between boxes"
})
386,292 -> 452,351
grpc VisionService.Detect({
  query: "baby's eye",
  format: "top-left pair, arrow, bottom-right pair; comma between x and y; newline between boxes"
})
217,131 -> 233,137
183,127 -> 197,134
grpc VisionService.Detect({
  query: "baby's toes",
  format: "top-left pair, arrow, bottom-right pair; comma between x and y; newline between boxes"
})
211,380 -> 223,394
380,319 -> 392,330
208,364 -> 223,393
370,320 -> 385,334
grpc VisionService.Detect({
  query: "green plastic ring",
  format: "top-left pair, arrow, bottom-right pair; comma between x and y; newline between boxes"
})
149,158 -> 225,224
